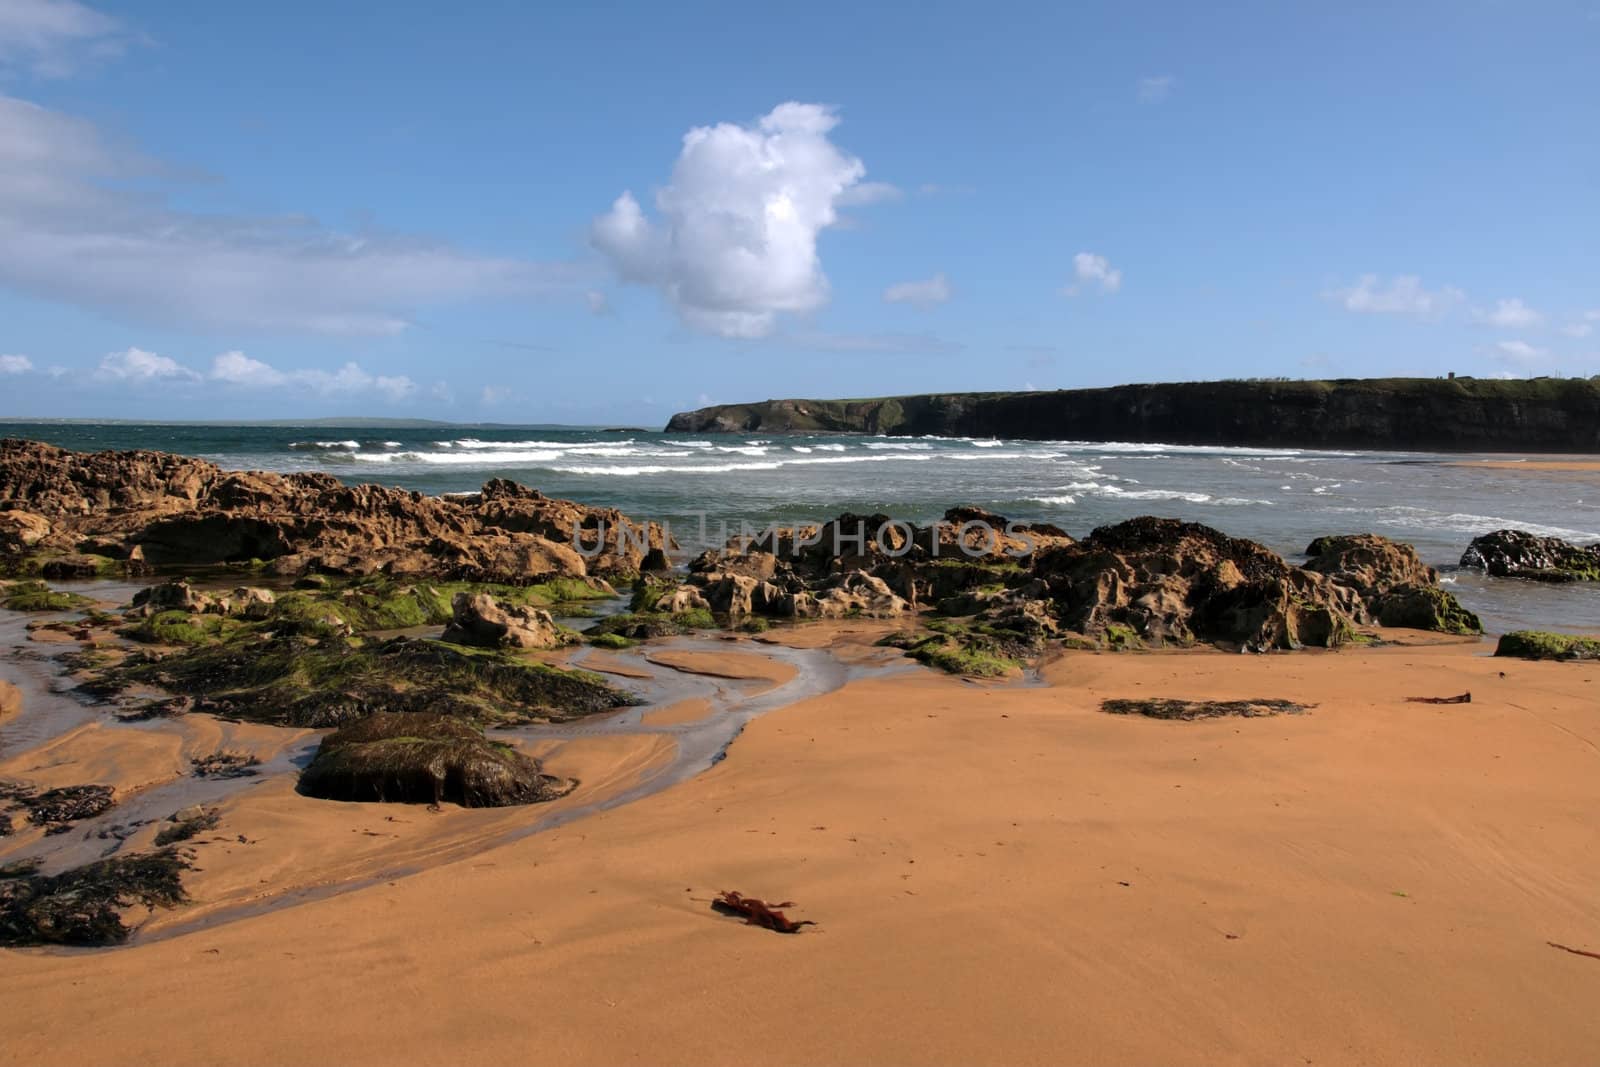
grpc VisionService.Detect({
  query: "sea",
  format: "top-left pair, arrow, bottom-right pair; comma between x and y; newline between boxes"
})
5,422 -> 1598,635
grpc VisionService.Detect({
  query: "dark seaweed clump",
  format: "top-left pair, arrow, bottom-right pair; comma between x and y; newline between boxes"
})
1100,698 -> 1310,721
0,849 -> 191,947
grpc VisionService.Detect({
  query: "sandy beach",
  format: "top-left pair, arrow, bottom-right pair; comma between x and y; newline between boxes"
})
4,627 -> 1598,1066
1451,458 -> 1600,474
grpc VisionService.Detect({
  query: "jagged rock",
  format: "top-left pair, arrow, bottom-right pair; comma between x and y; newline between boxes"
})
0,510 -> 50,551
1034,517 -> 1361,651
131,579 -> 215,615
440,592 -> 571,650
1302,533 -> 1439,596
698,573 -> 782,617
1460,529 -> 1600,582
653,585 -> 710,614
811,572 -> 911,618
228,587 -> 277,619
0,440 -> 667,582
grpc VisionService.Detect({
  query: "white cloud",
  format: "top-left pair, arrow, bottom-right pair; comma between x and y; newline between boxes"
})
94,347 -> 198,383
1064,252 -> 1121,296
0,354 -> 33,374
585,290 -> 611,316
1326,274 -> 1463,317
1473,297 -> 1543,328
0,94 -> 570,336
0,0 -> 128,76
883,272 -> 951,308
1562,322 -> 1593,338
1494,339 -> 1546,363
837,181 -> 902,206
591,102 -> 876,338
1138,75 -> 1176,103
480,384 -> 511,405
205,351 -> 415,400
210,350 -> 286,387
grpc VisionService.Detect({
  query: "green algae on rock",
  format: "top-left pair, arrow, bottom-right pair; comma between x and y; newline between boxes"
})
1494,631 -> 1600,661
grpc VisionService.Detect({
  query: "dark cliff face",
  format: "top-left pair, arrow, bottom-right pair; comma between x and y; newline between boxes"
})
664,378 -> 1600,452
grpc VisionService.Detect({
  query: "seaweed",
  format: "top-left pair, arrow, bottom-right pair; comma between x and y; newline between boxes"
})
0,849 -> 191,946
1100,698 -> 1309,720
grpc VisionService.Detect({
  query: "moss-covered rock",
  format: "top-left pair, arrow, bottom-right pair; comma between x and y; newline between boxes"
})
1494,631 -> 1600,661
1462,530 -> 1600,582
1,580 -> 92,612
1371,584 -> 1483,635
99,633 -> 638,727
298,712 -> 573,807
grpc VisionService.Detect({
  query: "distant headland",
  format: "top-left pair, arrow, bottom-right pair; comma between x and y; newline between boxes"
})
665,377 -> 1600,452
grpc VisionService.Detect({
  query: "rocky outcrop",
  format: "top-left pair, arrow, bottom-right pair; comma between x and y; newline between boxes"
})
1034,518 -> 1364,651
644,509 -> 1478,653
0,439 -> 668,582
1460,529 -> 1600,582
297,712 -> 575,808
1303,533 -> 1482,634
666,377 -> 1600,452
440,592 -> 572,650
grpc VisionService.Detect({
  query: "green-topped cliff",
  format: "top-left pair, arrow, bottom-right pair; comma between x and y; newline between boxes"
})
665,377 -> 1600,451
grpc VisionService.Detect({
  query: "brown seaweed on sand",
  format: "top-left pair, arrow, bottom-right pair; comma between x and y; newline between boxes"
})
1100,698 -> 1309,721
711,890 -> 817,934
1405,693 -> 1471,705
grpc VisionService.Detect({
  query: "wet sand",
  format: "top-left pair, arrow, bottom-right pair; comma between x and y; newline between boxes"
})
3,627 -> 1599,1065
1451,458 -> 1600,474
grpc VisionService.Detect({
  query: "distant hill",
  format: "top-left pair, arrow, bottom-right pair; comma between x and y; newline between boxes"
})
666,377 -> 1600,452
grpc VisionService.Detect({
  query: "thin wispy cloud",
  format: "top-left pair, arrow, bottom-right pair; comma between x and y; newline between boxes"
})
0,93 -> 574,336
883,273 -> 952,308
1493,339 -> 1546,363
1138,75 -> 1176,102
1064,252 -> 1122,296
0,354 -> 34,374
0,0 -> 130,76
1325,274 -> 1463,318
592,102 -> 883,339
1472,297 -> 1543,328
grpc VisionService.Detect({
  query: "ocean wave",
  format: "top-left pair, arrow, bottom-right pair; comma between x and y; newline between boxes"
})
866,441 -> 932,450
289,439 -> 360,450
1347,506 -> 1600,542
346,449 -> 563,465
813,443 -> 846,452
1029,495 -> 1077,505
449,438 -> 584,450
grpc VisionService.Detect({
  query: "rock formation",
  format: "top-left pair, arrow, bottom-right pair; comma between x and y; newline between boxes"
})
440,592 -> 572,650
641,509 -> 1481,654
1460,529 -> 1600,581
0,440 -> 667,581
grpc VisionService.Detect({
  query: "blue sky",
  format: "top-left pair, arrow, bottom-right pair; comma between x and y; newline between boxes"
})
0,0 -> 1596,424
